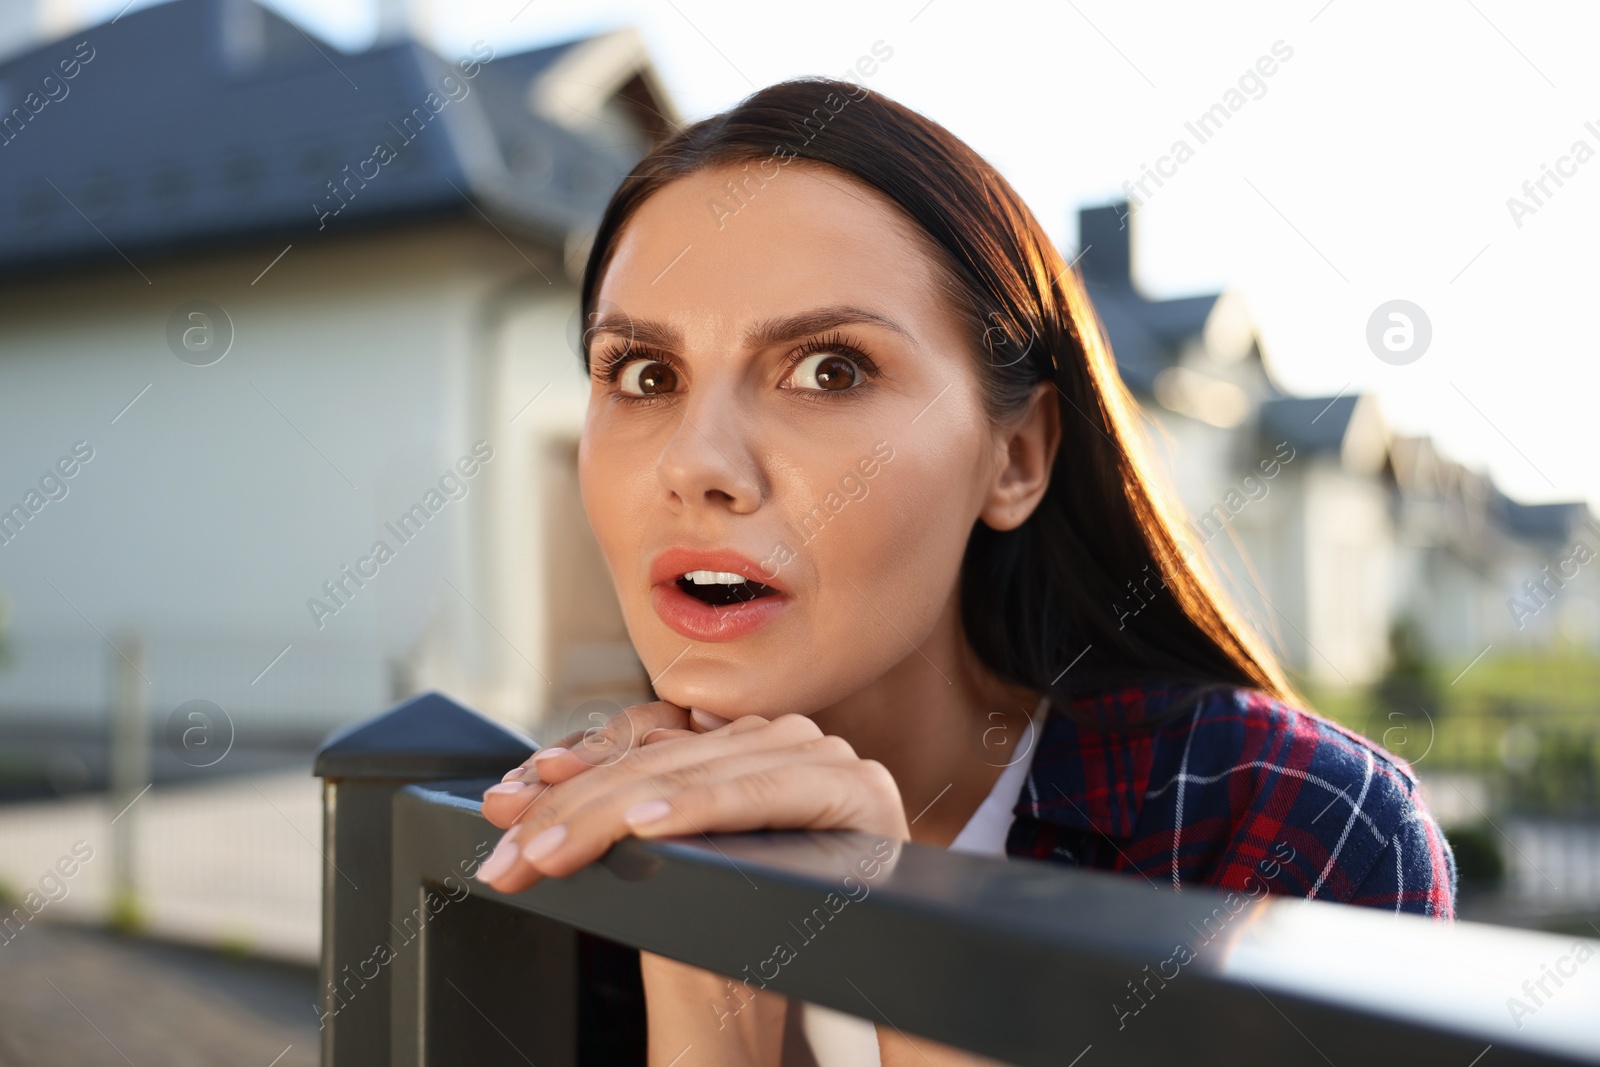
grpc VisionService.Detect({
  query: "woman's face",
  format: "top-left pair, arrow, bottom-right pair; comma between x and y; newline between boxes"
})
578,162 -> 1009,719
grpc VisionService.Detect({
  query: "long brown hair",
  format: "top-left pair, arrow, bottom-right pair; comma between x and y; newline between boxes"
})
578,77 -> 1306,728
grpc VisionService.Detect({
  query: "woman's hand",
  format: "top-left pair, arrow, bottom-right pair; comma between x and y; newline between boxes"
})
480,700 -> 706,831
472,711 -> 909,893
475,705 -> 912,1066
474,706 -> 1001,1066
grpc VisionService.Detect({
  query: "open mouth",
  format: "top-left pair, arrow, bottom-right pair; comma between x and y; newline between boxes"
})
675,569 -> 781,607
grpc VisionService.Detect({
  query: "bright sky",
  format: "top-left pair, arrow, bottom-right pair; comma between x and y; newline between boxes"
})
84,0 -> 1600,509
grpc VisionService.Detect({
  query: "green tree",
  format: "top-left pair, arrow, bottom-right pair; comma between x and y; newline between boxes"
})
1375,616 -> 1440,717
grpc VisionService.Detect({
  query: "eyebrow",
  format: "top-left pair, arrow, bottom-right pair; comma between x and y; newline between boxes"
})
589,304 -> 913,354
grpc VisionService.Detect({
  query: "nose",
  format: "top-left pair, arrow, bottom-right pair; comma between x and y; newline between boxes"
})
655,402 -> 763,514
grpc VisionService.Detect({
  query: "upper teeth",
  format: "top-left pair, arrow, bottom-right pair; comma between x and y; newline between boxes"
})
684,570 -> 749,585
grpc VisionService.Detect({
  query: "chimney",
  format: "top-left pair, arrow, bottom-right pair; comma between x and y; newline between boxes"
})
1076,202 -> 1134,290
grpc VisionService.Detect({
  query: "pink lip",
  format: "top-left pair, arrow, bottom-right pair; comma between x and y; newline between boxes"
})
648,547 -> 789,592
648,546 -> 791,642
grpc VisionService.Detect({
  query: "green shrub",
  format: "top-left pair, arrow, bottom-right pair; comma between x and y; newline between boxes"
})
1444,823 -> 1506,891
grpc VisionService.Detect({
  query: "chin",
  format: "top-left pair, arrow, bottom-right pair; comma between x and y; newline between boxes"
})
659,681 -> 777,723
653,663 -> 794,721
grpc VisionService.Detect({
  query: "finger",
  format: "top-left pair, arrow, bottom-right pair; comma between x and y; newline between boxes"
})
484,702 -> 700,827
640,727 -> 697,745
625,761 -> 909,842
480,722 -> 844,890
495,714 -> 821,838
480,716 -> 779,839
689,707 -> 733,732
481,756 -> 566,827
540,700 -> 693,781
476,733 -> 861,893
491,700 -> 692,795
529,726 -> 594,759
504,754 -> 897,891
492,732 -> 582,790
481,779 -> 550,830
480,716 -> 825,884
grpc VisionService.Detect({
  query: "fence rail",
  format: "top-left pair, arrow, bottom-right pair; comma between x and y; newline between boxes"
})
316,692 -> 1600,1067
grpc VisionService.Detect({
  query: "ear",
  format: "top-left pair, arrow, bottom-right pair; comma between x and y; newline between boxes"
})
979,381 -> 1061,532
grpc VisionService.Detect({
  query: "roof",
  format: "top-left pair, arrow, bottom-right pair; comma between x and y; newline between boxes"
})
1258,394 -> 1360,455
1495,496 -> 1595,546
1075,203 -> 1228,395
0,0 -> 676,277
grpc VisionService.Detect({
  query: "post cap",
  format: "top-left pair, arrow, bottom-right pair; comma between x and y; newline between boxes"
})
313,690 -> 536,780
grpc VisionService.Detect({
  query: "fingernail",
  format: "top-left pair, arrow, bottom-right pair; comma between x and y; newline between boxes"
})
474,830 -> 519,883
485,782 -> 526,797
502,767 -> 530,782
623,799 -> 672,826
690,707 -> 732,730
521,824 -> 568,864
532,746 -> 569,763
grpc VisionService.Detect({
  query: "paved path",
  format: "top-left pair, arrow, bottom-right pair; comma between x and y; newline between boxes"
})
0,923 -> 317,1067
0,771 -> 320,963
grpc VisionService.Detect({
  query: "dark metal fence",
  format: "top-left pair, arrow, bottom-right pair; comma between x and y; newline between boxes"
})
315,692 -> 1600,1066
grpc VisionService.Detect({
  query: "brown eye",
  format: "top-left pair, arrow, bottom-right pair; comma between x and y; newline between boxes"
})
619,360 -> 678,396
790,352 -> 859,392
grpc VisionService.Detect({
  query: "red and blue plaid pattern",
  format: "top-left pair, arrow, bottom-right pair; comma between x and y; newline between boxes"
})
1005,683 -> 1458,920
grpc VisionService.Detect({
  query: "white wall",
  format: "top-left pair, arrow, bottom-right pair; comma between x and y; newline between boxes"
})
1299,458 -> 1394,686
0,221 -> 581,737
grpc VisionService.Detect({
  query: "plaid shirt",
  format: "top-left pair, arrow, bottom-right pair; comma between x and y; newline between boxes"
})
1004,682 -> 1458,919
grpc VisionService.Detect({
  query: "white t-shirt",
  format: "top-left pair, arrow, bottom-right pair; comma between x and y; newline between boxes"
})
800,697 -> 1049,1065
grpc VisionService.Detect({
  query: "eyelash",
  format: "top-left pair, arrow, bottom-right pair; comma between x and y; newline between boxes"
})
592,332 -> 881,405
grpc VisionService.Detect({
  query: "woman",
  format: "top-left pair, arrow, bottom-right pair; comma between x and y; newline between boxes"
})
475,77 -> 1457,1064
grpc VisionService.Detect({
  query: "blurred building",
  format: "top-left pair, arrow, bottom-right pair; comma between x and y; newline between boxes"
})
1080,203 -> 1600,687
0,0 -> 1594,763
0,0 -> 666,747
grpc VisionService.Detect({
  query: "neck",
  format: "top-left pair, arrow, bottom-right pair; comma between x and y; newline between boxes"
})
810,592 -> 1039,847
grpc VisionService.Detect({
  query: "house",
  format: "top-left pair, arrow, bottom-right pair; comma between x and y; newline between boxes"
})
1390,437 -> 1599,657
0,0 -> 1588,766
1078,201 -> 1597,687
0,0 -> 670,745
1077,202 -> 1391,685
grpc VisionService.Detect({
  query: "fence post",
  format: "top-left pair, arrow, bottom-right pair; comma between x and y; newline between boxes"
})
107,635 -> 147,929
312,691 -> 535,1067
